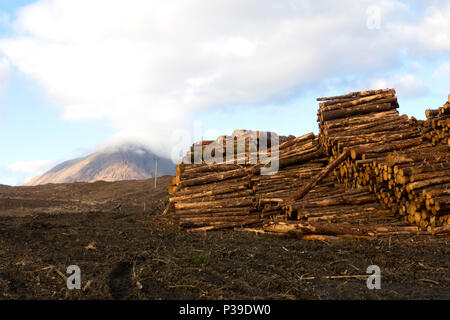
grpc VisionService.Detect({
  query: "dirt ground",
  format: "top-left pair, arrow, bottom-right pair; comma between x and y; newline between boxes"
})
0,177 -> 448,300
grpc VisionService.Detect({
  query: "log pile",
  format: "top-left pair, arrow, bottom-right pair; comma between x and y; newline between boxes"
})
354,144 -> 450,230
179,130 -> 279,165
277,174 -> 423,239
251,135 -> 327,200
166,88 -> 449,238
316,89 -> 449,231
167,131 -> 327,231
317,88 -> 421,159
168,163 -> 257,231
412,95 -> 450,146
317,89 -> 422,189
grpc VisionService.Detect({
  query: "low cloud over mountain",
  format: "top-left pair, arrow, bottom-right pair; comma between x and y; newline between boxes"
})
24,144 -> 175,186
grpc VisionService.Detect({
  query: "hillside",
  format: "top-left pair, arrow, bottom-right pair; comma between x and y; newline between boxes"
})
0,176 -> 173,217
24,144 -> 175,186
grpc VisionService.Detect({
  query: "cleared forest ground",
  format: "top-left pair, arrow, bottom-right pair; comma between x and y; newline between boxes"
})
0,177 -> 448,299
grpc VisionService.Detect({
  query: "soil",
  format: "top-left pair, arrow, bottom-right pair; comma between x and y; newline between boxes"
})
0,177 -> 448,300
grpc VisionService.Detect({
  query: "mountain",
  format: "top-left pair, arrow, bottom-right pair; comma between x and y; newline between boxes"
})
24,144 -> 175,186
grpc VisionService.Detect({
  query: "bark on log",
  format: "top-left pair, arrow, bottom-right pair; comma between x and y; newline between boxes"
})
169,185 -> 249,203
263,221 -> 370,236
174,197 -> 254,210
320,94 -> 396,112
174,176 -> 250,196
288,150 -> 350,201
317,88 -> 395,102
350,137 -> 423,160
321,101 -> 397,122
172,207 -> 252,216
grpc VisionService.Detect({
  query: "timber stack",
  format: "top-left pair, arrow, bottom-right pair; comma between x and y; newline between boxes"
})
251,134 -> 326,200
317,88 -> 421,160
167,163 -> 259,232
316,89 -> 449,231
166,88 -> 449,236
374,144 -> 450,230
413,96 -> 450,146
264,175 -> 424,240
167,130 -> 328,231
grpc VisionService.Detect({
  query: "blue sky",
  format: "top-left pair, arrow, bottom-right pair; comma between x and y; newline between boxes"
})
0,0 -> 116,185
0,0 -> 449,185
0,67 -> 115,185
0,6 -> 116,185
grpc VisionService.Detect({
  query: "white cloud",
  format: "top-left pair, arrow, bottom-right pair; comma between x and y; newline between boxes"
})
0,58 -> 10,93
0,12 -> 10,27
0,0 -> 449,158
0,159 -> 55,186
368,74 -> 429,99
432,62 -> 450,79
417,3 -> 450,53
7,159 -> 55,174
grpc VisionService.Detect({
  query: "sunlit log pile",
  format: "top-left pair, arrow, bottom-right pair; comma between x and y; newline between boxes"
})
259,164 -> 432,240
167,163 -> 259,232
316,89 -> 449,232
317,88 -> 420,161
166,131 -> 347,232
251,134 -> 327,202
166,89 -> 449,237
411,96 -> 450,146
167,130 -> 327,231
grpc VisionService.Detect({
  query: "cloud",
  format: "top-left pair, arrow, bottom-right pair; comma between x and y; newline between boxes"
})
368,74 -> 429,99
7,159 -> 55,174
0,12 -> 10,28
0,58 -> 10,93
415,3 -> 450,54
0,159 -> 55,186
432,62 -> 450,79
0,0 -> 449,159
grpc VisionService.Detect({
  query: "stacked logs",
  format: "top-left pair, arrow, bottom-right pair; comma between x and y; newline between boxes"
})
168,163 -> 258,231
413,96 -> 450,146
317,88 -> 422,159
252,161 -> 325,201
251,136 -> 328,217
169,130 -> 279,194
252,135 -> 326,199
356,144 -> 450,230
180,130 -> 277,165
264,175 -> 422,240
167,88 -> 449,237
169,131 -> 310,196
317,88 -> 423,189
316,89 -> 449,231
168,131 -> 327,231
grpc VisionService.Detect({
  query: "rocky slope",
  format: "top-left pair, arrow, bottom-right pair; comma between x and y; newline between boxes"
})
24,144 -> 175,186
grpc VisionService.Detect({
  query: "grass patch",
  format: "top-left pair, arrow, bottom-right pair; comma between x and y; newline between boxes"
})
190,250 -> 214,267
